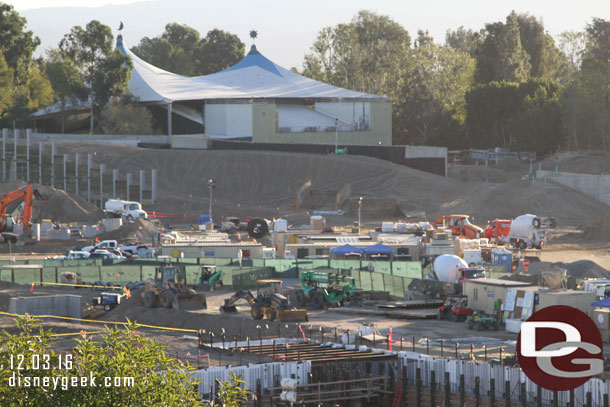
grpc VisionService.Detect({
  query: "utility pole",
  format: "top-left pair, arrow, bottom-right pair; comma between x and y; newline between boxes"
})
358,196 -> 363,235
207,179 -> 216,225
334,118 -> 339,154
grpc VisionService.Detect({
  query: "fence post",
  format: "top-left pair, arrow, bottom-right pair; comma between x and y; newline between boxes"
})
255,378 -> 262,407
444,371 -> 450,407
604,393 -> 609,407
430,370 -> 436,407
402,366 -> 408,407
552,390 -> 558,407
459,374 -> 465,406
586,392 -> 592,407
569,389 -> 574,407
474,376 -> 480,407
505,380 -> 510,407
416,367 -> 422,407
520,382 -> 526,407
490,378 -> 495,406
536,385 -> 542,407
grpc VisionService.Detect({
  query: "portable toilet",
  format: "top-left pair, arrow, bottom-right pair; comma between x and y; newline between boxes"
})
491,248 -> 513,273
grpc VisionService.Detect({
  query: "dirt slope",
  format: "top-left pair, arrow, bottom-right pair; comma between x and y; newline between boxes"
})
48,142 -> 609,228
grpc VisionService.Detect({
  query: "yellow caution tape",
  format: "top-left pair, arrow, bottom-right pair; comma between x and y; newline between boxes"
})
0,311 -> 198,333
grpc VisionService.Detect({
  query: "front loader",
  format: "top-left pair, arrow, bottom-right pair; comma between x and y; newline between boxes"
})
291,270 -> 361,309
142,264 -> 207,310
221,279 -> 307,322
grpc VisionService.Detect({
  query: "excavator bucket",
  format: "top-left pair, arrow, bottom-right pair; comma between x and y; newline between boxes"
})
278,309 -> 308,322
220,304 -> 238,313
173,293 -> 207,311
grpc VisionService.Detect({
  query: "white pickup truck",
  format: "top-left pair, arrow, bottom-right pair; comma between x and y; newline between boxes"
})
80,240 -> 148,257
55,250 -> 91,260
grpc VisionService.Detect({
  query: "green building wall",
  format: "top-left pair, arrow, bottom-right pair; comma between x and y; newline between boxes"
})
252,100 -> 392,146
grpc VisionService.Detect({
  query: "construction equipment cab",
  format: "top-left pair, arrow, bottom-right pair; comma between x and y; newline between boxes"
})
292,270 -> 360,309
458,266 -> 486,283
433,215 -> 483,239
0,184 -> 46,241
197,266 -> 223,291
221,280 -> 307,322
437,295 -> 474,322
484,219 -> 512,242
142,264 -> 207,310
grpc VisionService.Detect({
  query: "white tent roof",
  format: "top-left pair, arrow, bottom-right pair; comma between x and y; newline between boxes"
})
118,36 -> 385,103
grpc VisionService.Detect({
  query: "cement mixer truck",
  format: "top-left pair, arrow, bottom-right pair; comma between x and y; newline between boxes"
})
104,199 -> 148,223
508,214 -> 556,250
428,254 -> 486,284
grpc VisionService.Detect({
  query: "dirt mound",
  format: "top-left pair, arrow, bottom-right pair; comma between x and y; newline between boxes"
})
582,212 -> 610,242
95,218 -> 159,243
100,303 -> 300,338
0,180 -> 103,223
540,151 -> 610,175
527,260 -> 609,279
49,142 -> 609,228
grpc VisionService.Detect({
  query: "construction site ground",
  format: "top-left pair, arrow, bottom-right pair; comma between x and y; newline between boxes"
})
1,143 -> 609,370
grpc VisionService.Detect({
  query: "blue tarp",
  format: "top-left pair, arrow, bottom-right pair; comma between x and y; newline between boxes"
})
331,244 -> 364,255
592,297 -> 610,307
198,214 -> 210,225
364,243 -> 395,254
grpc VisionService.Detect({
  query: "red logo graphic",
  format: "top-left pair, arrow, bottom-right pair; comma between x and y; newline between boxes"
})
517,305 -> 603,391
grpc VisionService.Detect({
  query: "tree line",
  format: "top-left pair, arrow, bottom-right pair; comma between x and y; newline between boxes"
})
303,11 -> 609,152
0,3 -> 607,152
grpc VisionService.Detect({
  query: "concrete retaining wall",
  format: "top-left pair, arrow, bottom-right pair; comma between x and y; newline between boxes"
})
536,170 -> 610,206
9,294 -> 82,318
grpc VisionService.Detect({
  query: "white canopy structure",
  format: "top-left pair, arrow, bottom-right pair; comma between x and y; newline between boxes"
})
117,36 -> 385,102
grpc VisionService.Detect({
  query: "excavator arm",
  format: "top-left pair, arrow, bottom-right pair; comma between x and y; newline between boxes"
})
220,290 -> 256,312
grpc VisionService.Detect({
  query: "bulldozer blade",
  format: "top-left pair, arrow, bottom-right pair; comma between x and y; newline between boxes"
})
220,305 -> 238,313
278,309 -> 308,322
173,293 -> 207,311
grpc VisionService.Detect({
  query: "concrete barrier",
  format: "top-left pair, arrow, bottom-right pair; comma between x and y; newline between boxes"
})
9,294 -> 82,318
45,229 -> 71,240
537,170 -> 610,206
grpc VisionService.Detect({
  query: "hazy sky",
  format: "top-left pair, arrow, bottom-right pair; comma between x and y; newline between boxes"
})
9,0 -> 608,69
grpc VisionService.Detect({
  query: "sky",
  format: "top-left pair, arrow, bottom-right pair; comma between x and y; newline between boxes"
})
9,0 -> 609,69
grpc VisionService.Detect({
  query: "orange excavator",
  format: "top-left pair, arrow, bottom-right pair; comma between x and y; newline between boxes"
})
0,184 -> 46,238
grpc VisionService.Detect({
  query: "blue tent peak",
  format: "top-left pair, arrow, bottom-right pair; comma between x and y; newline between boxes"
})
364,243 -> 395,254
223,44 -> 284,77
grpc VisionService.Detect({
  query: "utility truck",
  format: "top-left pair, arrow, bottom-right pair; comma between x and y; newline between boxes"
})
104,199 -> 147,223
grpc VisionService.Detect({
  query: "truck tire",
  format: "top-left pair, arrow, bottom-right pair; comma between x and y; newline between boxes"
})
311,292 -> 325,309
247,218 -> 269,239
292,290 -> 306,307
144,291 -> 157,308
519,240 -> 527,250
533,218 -> 541,228
266,307 -> 277,321
251,304 -> 263,320
160,290 -> 174,309
127,215 -> 134,223
550,218 -> 556,228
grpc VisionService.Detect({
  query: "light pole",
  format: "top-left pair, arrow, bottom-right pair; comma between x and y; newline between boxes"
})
334,118 -> 339,154
358,196 -> 363,235
207,179 -> 216,225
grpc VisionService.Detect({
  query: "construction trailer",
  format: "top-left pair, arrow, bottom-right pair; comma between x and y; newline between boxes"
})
159,242 -> 263,259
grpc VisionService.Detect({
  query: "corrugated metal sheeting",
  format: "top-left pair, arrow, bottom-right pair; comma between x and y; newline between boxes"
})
398,352 -> 610,406
191,361 -> 311,398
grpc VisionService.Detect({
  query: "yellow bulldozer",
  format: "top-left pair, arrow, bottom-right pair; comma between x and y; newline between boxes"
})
221,279 -> 307,322
142,264 -> 207,310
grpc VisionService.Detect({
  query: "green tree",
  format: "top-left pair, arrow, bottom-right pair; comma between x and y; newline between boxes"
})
215,371 -> 250,406
196,29 -> 245,75
44,49 -> 88,133
0,3 -> 40,84
5,64 -> 54,126
0,316 -> 200,406
445,26 -> 484,57
98,101 -> 155,135
0,52 -> 14,118
395,42 -> 474,146
131,24 -> 244,76
302,10 -> 410,98
494,12 -> 531,82
60,20 -> 132,133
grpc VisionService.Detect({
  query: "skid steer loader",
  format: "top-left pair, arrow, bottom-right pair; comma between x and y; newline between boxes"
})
221,279 -> 307,322
142,264 -> 207,310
